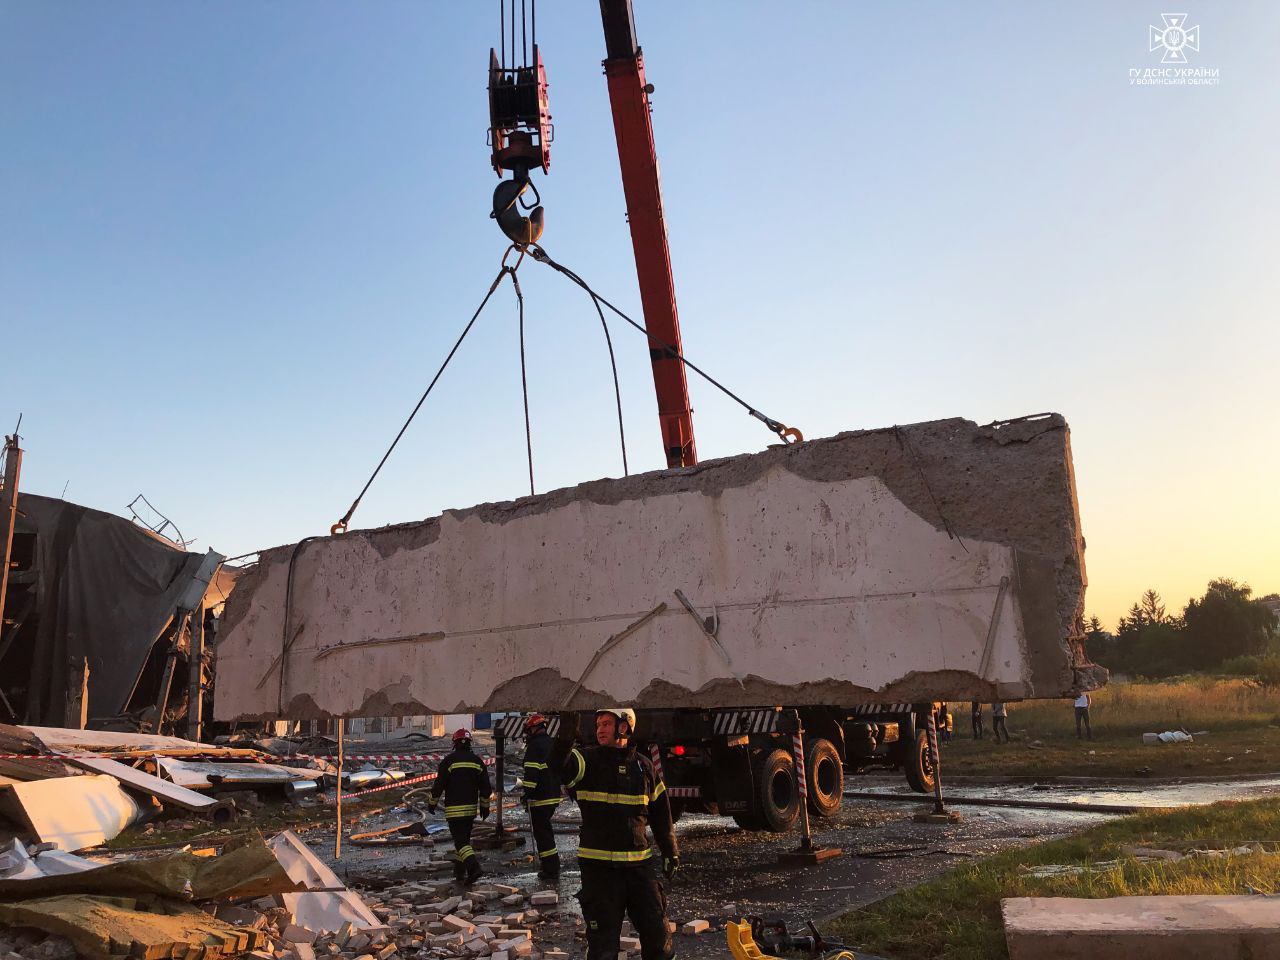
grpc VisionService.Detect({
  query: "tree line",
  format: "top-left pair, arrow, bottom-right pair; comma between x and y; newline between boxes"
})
1086,579 -> 1279,678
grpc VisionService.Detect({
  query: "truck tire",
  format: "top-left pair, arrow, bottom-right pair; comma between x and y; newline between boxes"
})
903,728 -> 937,794
804,738 -> 843,818
754,747 -> 800,833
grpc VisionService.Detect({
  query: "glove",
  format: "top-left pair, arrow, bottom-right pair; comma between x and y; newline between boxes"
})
520,795 -> 529,811
427,800 -> 438,814
479,806 -> 491,821
663,856 -> 680,881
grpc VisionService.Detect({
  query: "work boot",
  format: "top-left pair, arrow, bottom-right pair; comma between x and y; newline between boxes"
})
465,858 -> 484,885
537,855 -> 560,881
453,858 -> 466,883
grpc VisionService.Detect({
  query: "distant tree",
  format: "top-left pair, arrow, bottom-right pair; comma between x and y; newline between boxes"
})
1084,614 -> 1112,664
1140,589 -> 1167,623
1181,579 -> 1277,669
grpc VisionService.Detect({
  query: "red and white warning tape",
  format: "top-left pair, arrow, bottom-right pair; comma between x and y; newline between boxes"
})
792,733 -> 808,802
0,751 -> 453,763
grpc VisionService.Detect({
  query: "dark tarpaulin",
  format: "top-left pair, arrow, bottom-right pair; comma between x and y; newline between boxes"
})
8,494 -> 215,724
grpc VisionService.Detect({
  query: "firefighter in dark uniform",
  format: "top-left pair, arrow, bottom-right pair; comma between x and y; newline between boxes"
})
428,727 -> 493,884
554,708 -> 678,960
520,713 -> 563,880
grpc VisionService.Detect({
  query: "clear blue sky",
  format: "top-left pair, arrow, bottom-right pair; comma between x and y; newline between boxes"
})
3,2 -> 1276,627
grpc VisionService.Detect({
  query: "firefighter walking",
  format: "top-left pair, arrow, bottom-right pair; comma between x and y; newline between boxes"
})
429,728 -> 493,884
554,708 -> 678,960
520,714 -> 563,880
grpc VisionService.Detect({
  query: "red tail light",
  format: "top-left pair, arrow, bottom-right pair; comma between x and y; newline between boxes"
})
671,744 -> 686,756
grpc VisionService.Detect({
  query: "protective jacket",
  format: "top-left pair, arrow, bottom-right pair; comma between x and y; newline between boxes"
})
431,744 -> 493,819
557,741 -> 677,866
521,730 -> 562,808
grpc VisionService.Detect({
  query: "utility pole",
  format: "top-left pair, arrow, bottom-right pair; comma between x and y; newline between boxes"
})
0,430 -> 22,636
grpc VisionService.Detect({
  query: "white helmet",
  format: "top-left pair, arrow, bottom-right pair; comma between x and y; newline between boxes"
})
596,707 -> 637,736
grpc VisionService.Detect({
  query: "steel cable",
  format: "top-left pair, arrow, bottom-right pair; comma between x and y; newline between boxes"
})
511,269 -> 536,496
332,265 -> 513,534
528,245 -> 799,446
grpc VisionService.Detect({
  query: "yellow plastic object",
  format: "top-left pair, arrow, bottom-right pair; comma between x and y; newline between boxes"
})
726,921 -> 781,960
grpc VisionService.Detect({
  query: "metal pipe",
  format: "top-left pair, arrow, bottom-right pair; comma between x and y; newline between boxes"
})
335,719 -> 345,859
187,604 -> 204,741
0,433 -> 22,656
494,728 -> 506,836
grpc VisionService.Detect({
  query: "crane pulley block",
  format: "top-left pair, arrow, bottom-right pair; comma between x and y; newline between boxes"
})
488,46 -> 552,178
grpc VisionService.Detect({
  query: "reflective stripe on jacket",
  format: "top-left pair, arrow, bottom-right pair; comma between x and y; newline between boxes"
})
521,731 -> 562,808
554,740 -> 676,866
430,746 -> 493,817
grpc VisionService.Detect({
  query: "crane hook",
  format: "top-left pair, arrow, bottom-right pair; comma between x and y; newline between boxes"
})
492,176 -> 544,246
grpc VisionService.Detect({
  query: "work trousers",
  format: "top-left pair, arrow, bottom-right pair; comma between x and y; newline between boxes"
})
972,716 -> 984,740
1075,707 -> 1092,740
993,717 -> 1009,743
577,861 -> 672,960
447,816 -> 480,880
530,805 -> 560,877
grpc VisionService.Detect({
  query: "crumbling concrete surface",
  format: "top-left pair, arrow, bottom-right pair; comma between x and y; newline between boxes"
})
215,414 -> 1102,721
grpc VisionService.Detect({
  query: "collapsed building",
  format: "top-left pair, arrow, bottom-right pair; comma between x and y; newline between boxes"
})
0,493 -> 233,731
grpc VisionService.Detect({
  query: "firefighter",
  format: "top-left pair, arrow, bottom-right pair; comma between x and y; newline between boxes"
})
520,713 -> 562,880
553,708 -> 678,960
428,727 -> 493,884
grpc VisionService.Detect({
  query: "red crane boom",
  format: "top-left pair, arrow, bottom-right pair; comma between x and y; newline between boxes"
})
599,0 -> 697,469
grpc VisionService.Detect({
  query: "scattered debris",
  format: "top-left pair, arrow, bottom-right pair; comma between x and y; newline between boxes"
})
0,773 -> 143,851
1142,730 -> 1193,744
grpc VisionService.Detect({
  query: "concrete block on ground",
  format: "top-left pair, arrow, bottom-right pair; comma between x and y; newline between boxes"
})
528,893 -> 558,908
1002,895 -> 1280,959
681,920 -> 710,935
443,916 -> 476,935
215,415 -> 1099,721
282,924 -> 317,944
618,937 -> 641,953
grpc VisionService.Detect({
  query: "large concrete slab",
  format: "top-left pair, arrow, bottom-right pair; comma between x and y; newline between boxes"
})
1002,895 -> 1280,959
214,414 -> 1101,721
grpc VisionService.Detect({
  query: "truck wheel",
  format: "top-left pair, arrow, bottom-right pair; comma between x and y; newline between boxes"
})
754,748 -> 800,833
804,738 -> 843,817
904,728 -> 937,794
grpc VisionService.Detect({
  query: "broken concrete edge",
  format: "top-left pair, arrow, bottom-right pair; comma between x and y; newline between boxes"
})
226,413 -> 1080,629
226,663 -> 1106,725
217,414 -> 1103,721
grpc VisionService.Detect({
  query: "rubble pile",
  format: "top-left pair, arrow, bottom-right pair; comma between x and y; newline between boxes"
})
150,877 -> 582,960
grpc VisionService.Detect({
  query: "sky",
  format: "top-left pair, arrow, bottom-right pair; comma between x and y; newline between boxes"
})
2,2 -> 1276,631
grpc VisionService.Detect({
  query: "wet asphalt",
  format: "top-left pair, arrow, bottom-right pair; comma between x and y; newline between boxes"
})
301,771 -> 1280,960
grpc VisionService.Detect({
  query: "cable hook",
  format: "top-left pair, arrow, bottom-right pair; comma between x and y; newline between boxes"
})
491,174 -> 544,246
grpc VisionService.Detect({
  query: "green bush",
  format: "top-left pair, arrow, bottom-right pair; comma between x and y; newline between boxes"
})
1220,655 -> 1263,676
1256,656 -> 1280,689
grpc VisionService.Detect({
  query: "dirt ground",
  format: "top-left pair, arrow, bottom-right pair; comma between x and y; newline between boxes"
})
300,772 -> 1222,960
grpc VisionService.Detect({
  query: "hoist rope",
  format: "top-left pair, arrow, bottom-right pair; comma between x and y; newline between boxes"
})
527,245 -> 799,446
331,264 -> 513,534
589,289 -> 630,476
511,269 -> 536,496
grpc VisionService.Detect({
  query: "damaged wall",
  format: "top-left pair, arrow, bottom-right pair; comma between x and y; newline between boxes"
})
214,414 -> 1102,721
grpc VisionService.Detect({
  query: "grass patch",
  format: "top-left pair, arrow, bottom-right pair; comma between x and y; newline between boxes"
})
941,677 -> 1280,778
828,797 -> 1280,960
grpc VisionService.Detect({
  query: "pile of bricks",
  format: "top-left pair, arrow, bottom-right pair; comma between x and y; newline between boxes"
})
210,880 -> 571,960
